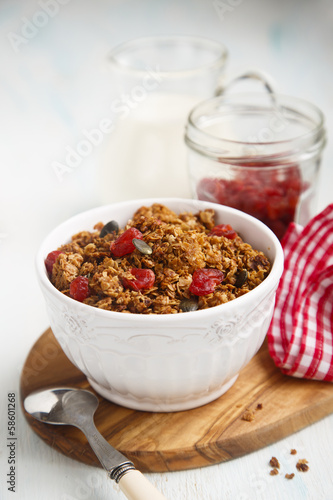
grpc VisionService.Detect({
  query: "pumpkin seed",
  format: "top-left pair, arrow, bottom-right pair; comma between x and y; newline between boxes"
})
179,297 -> 199,312
100,220 -> 119,238
234,269 -> 248,288
132,238 -> 153,255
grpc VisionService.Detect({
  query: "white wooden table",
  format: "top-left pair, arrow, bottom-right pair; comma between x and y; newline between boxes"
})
1,1 -> 332,499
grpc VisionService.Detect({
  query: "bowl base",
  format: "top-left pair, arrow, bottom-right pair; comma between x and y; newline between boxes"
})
87,374 -> 239,412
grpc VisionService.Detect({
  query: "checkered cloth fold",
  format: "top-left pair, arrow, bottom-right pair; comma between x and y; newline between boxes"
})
267,204 -> 333,381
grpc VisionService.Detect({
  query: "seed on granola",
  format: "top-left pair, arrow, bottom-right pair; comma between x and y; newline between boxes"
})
290,449 -> 297,455
234,269 -> 248,288
179,297 -> 199,312
100,220 -> 119,238
132,238 -> 153,255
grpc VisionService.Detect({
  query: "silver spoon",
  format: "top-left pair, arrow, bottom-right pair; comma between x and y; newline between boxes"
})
24,387 -> 167,500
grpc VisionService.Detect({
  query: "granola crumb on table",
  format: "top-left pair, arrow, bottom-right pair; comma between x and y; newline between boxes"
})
48,203 -> 271,314
269,457 -> 280,469
296,459 -> 309,472
285,473 -> 295,480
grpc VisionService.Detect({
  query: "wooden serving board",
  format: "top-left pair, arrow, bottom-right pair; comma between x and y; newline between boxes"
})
20,328 -> 333,473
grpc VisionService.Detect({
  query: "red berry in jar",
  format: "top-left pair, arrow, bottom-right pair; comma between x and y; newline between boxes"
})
189,268 -> 224,296
70,276 -> 90,302
110,227 -> 143,257
122,268 -> 155,291
197,163 -> 303,241
45,250 -> 63,276
209,224 -> 238,239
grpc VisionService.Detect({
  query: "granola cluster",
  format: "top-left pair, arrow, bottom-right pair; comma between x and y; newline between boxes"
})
49,203 -> 271,314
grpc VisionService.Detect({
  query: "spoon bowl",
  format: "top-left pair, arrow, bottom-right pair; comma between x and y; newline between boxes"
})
24,387 -> 166,500
24,387 -> 99,428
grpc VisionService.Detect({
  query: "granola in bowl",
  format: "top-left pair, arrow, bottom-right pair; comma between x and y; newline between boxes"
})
46,203 -> 271,314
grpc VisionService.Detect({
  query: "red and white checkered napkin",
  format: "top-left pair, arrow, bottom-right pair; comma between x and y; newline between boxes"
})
267,204 -> 333,382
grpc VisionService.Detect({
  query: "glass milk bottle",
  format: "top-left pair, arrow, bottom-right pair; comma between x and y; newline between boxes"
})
97,36 -> 228,202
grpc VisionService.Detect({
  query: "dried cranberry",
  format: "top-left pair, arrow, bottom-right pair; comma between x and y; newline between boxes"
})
70,276 -> 90,302
122,268 -> 155,291
210,224 -> 238,239
110,227 -> 143,257
197,162 -> 304,241
189,269 -> 224,296
45,250 -> 63,275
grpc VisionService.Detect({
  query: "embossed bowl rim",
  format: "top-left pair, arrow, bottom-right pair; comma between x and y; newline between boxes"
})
36,198 -> 284,323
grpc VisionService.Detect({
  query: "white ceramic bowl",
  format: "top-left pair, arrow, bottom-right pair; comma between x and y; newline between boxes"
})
36,198 -> 284,412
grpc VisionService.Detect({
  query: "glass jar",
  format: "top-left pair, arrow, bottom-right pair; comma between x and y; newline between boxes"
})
185,92 -> 326,240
